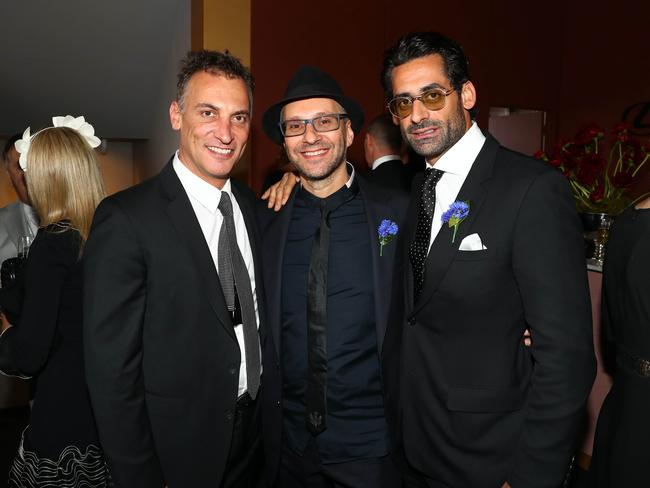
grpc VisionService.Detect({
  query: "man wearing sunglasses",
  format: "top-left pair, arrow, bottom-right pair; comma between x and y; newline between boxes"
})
380,32 -> 596,488
258,66 -> 408,487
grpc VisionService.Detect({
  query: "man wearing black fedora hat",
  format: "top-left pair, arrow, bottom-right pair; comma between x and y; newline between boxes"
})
258,65 -> 408,487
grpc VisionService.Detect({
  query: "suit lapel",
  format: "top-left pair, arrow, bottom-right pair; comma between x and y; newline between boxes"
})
404,173 -> 424,312
262,187 -> 299,359
413,136 -> 499,314
357,177 -> 399,355
160,163 -> 236,341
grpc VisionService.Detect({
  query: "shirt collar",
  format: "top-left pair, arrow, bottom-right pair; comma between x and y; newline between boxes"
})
172,151 -> 230,214
426,122 -> 486,177
372,154 -> 401,170
345,162 -> 355,187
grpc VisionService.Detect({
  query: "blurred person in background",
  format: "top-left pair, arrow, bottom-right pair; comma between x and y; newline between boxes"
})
0,117 -> 111,487
364,113 -> 411,192
589,194 -> 650,487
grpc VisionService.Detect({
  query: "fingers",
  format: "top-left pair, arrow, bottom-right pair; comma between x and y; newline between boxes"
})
270,173 -> 299,211
523,329 -> 532,347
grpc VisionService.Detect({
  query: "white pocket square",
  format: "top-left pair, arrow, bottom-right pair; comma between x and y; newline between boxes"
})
458,233 -> 487,251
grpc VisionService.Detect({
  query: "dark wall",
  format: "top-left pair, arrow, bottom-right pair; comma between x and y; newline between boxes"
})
250,0 -> 649,194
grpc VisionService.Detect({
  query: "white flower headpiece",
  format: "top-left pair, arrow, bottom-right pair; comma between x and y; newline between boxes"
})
14,115 -> 101,171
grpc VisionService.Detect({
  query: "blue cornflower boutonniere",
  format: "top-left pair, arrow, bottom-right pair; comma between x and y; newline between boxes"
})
441,201 -> 470,244
378,219 -> 398,256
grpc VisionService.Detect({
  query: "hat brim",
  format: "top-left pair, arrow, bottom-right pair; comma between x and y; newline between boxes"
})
262,92 -> 364,145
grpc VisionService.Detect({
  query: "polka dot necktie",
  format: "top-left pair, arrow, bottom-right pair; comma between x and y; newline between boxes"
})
409,168 -> 444,302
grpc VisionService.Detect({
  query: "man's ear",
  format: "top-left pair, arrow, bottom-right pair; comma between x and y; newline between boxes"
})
169,101 -> 182,131
345,120 -> 354,148
460,81 -> 477,112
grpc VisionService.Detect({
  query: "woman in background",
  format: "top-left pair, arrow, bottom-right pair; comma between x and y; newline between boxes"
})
0,120 -> 111,487
589,195 -> 650,487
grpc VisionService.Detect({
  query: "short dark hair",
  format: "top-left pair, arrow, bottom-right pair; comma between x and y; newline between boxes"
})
367,114 -> 402,152
176,50 -> 255,110
381,31 -> 471,105
2,133 -> 21,164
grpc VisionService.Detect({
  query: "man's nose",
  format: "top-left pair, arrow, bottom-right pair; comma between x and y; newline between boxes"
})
410,99 -> 430,125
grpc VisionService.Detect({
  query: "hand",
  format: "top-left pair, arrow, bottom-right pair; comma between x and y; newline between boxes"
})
261,172 -> 299,211
501,483 -> 512,488
523,328 -> 531,347
1,312 -> 12,334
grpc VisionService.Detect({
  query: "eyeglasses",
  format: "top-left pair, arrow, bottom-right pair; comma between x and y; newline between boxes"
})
279,113 -> 349,137
387,87 -> 455,119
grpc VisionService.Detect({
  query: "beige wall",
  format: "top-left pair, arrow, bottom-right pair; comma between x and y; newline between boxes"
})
199,0 -> 252,185
202,0 -> 250,65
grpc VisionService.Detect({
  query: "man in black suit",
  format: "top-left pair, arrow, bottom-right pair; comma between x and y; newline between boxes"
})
84,50 -> 264,487
259,66 -> 408,487
380,32 -> 596,487
364,114 -> 411,192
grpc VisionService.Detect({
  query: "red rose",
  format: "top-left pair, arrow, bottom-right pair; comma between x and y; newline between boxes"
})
590,183 -> 605,203
577,164 -> 599,186
611,122 -> 630,142
533,150 -> 547,160
575,123 -> 603,145
583,153 -> 607,170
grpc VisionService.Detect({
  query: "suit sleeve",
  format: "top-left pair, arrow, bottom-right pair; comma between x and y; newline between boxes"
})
0,232 -> 74,377
508,170 -> 596,487
84,198 -> 164,488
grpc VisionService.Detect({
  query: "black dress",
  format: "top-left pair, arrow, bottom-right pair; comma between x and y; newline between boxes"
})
590,206 -> 650,487
0,224 -> 110,487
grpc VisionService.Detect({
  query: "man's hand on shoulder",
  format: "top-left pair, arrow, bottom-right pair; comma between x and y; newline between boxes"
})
261,172 -> 299,211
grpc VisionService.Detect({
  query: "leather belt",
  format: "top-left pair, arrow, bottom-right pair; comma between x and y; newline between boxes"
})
617,348 -> 650,378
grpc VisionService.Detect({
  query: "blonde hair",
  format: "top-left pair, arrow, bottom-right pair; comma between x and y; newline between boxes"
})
26,127 -> 106,241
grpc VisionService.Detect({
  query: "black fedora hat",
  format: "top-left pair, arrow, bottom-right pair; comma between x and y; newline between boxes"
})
262,65 -> 365,145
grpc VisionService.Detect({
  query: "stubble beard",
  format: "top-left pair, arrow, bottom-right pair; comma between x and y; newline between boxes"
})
403,104 -> 467,160
289,142 -> 347,184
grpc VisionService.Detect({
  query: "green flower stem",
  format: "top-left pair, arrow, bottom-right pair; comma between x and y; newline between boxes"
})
632,154 -> 650,177
380,244 -> 384,256
452,225 -> 458,244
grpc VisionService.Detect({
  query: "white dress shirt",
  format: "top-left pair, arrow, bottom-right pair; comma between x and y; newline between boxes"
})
173,153 -> 260,397
426,122 -> 486,247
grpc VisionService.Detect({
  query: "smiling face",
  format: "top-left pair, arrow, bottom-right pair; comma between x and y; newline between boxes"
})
390,54 -> 475,166
282,97 -> 353,196
169,71 -> 251,188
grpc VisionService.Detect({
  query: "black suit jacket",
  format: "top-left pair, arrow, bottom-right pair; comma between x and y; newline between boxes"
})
258,174 -> 409,485
84,161 -> 266,487
367,159 -> 411,193
383,135 -> 595,488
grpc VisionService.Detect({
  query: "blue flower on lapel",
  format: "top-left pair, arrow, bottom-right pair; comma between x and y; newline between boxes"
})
441,201 -> 470,244
378,219 -> 398,256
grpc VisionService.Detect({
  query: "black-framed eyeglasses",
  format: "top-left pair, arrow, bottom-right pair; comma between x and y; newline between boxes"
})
387,87 -> 455,119
279,113 -> 349,137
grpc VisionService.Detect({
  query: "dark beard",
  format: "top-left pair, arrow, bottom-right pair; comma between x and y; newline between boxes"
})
403,104 -> 467,160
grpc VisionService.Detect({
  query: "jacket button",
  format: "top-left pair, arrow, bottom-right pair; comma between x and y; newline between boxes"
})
276,400 -> 281,407
225,409 -> 234,421
407,316 -> 416,326
228,363 -> 237,375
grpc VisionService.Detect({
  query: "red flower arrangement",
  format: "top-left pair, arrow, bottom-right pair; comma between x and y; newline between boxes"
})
535,123 -> 650,214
